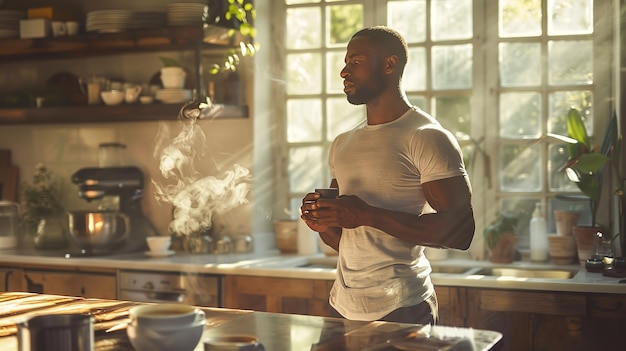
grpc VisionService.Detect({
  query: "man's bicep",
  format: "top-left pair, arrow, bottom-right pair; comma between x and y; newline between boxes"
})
422,175 -> 472,213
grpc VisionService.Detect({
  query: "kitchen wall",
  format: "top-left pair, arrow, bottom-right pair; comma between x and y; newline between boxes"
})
0,0 -> 266,247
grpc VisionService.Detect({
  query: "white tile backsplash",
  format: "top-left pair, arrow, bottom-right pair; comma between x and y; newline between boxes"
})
0,118 -> 253,241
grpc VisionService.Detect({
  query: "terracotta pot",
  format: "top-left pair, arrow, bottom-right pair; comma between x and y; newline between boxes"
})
547,235 -> 576,265
273,220 -> 298,253
554,210 -> 580,237
573,226 -> 604,267
489,233 -> 517,263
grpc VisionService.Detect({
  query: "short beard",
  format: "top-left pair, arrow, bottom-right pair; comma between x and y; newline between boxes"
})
346,73 -> 387,105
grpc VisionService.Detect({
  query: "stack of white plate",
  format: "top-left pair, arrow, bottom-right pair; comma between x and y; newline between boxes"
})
155,88 -> 193,104
0,9 -> 24,39
166,2 -> 206,26
128,11 -> 167,29
86,10 -> 133,33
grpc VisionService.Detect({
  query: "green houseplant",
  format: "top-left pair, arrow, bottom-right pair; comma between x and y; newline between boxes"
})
549,107 -> 624,257
19,163 -> 68,249
484,212 -> 518,263
203,0 -> 257,74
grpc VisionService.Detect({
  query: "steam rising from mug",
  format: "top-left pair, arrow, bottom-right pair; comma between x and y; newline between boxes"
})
151,107 -> 251,236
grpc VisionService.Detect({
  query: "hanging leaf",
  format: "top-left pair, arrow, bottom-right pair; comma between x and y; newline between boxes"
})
159,57 -> 181,67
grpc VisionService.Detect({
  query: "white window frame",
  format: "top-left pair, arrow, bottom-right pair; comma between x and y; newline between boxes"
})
259,0 -> 617,258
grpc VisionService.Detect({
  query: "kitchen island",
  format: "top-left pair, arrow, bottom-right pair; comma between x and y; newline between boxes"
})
0,292 -> 502,351
1,249 -> 625,350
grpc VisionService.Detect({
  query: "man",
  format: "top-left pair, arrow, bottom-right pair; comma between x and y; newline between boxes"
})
300,26 -> 475,325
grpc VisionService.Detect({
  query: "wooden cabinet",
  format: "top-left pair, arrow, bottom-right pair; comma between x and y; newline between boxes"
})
0,267 -> 25,292
222,275 -> 340,318
0,25 -> 248,124
434,286 -> 468,327
436,285 -> 626,351
22,267 -> 116,300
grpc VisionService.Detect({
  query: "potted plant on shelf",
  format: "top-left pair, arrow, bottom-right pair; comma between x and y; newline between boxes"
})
484,211 -> 518,263
549,107 -> 623,263
159,56 -> 188,90
203,0 -> 257,74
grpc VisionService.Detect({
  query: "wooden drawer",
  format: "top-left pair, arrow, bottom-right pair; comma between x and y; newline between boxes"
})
477,289 -> 586,316
587,294 -> 626,318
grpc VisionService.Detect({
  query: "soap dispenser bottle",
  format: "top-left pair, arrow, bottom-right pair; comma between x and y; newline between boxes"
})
530,202 -> 548,262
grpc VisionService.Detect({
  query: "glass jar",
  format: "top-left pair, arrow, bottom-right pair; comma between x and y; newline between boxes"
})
0,201 -> 19,249
98,142 -> 126,167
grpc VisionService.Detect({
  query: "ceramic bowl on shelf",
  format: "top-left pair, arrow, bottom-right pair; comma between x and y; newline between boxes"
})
100,90 -> 125,106
139,95 -> 154,104
160,73 -> 186,89
160,66 -> 187,89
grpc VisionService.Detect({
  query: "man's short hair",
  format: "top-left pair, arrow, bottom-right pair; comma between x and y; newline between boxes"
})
352,26 -> 408,72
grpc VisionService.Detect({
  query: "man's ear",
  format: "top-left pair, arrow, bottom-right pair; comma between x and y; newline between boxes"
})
385,55 -> 398,75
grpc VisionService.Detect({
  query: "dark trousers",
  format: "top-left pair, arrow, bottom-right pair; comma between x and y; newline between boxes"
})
379,292 -> 438,325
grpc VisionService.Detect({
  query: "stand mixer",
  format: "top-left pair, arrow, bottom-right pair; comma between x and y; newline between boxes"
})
68,166 -> 157,255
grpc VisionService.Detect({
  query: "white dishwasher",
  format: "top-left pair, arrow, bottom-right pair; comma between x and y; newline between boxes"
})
118,270 -> 221,307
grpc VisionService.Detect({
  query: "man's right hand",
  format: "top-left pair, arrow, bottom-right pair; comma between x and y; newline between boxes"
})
300,192 -> 329,232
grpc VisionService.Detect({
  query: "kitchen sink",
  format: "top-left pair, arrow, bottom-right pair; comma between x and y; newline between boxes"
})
292,257 -> 475,274
262,256 -> 579,280
296,263 -> 476,273
296,256 -> 338,269
430,265 -> 475,274
474,267 -> 578,279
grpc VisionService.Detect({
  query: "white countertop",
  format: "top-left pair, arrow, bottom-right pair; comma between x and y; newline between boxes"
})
0,248 -> 625,294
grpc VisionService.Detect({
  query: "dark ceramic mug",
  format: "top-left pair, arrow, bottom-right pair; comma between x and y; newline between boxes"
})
315,188 -> 339,199
16,313 -> 94,351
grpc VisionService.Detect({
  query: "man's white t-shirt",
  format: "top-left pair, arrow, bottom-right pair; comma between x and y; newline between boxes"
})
328,106 -> 467,321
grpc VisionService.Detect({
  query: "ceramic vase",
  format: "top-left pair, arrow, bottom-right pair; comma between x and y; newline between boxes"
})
554,210 -> 580,237
34,216 -> 69,250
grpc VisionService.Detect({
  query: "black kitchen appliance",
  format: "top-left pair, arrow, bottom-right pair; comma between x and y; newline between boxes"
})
68,166 -> 157,256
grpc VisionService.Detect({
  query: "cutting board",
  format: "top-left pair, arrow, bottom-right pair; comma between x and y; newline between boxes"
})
0,166 -> 18,202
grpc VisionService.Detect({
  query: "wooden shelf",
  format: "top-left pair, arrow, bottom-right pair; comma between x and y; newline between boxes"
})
0,25 -> 249,125
0,26 -> 213,62
0,103 -> 248,125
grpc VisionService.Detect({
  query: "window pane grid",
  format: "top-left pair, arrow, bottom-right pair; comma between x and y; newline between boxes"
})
494,0 -> 596,244
285,0 -> 365,201
276,0 -> 608,252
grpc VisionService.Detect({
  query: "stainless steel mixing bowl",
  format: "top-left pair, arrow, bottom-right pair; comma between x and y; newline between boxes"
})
67,211 -> 129,250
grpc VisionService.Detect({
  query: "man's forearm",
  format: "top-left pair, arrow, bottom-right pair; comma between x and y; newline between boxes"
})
364,206 -> 475,250
319,227 -> 342,251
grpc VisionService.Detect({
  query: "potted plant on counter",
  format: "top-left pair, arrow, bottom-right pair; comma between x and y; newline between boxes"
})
549,107 -> 623,264
19,163 -> 68,250
484,211 -> 518,263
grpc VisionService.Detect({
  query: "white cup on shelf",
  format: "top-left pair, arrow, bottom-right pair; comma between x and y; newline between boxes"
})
124,85 -> 142,104
65,21 -> 79,36
51,21 -> 66,37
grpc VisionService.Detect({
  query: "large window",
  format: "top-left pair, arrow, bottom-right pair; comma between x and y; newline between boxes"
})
271,0 -> 615,253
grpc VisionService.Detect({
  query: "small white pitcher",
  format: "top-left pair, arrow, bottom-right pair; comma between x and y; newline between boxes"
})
124,85 -> 142,104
